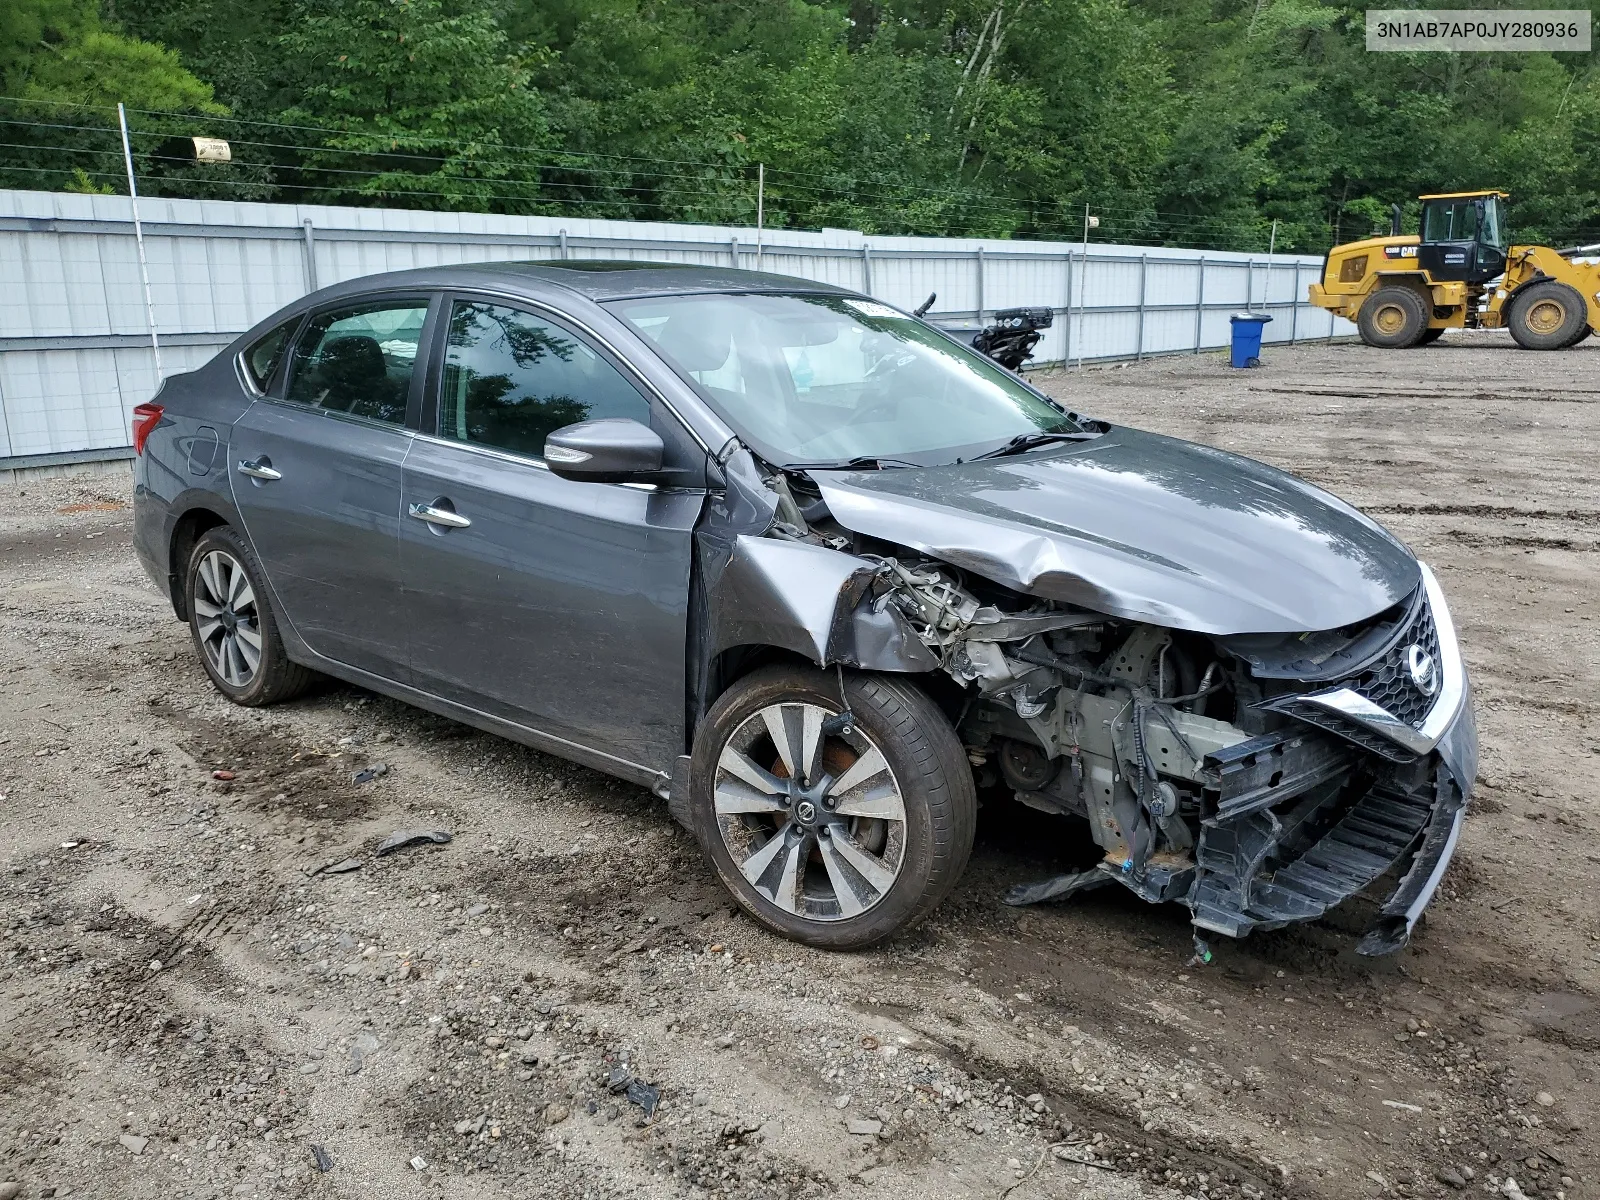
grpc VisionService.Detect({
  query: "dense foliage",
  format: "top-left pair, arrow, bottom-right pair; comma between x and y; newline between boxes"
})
3,0 -> 1597,250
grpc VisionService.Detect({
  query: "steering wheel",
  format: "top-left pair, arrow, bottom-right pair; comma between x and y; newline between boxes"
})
839,350 -> 918,427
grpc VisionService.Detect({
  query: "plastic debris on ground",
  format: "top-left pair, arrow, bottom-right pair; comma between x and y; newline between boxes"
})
375,828 -> 453,857
626,1079 -> 661,1116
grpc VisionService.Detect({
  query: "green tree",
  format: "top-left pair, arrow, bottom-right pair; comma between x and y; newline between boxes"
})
275,0 -> 551,211
33,0 -> 1600,250
1,0 -> 219,195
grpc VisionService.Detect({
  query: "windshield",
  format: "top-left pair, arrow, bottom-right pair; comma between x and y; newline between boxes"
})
607,292 -> 1080,467
1480,197 -> 1506,250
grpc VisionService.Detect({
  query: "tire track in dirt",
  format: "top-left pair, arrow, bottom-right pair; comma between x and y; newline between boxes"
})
1365,502 -> 1600,525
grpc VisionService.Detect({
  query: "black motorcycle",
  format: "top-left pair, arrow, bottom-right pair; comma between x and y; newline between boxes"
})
915,293 -> 1054,372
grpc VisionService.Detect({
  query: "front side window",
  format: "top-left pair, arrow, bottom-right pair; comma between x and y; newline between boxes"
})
1422,200 -> 1478,244
284,300 -> 428,425
608,292 -> 1079,467
438,300 -> 650,460
243,316 -> 299,391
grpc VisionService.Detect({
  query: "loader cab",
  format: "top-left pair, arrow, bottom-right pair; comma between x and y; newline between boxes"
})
1418,191 -> 1508,284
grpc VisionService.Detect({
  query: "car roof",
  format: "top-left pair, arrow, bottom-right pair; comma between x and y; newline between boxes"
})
306,260 -> 859,306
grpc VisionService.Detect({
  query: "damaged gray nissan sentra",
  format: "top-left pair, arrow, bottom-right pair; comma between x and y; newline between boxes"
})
131,262 -> 1476,956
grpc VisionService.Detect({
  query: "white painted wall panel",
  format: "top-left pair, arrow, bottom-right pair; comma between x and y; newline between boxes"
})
0,187 -> 1353,463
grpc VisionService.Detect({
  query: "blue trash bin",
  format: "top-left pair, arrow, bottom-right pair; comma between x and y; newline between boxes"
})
1228,312 -> 1273,368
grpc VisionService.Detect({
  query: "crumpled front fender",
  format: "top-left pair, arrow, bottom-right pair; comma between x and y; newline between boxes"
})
706,536 -> 938,673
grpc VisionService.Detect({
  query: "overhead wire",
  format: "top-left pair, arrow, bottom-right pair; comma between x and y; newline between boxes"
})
0,98 -> 1311,233
0,105 -> 1321,252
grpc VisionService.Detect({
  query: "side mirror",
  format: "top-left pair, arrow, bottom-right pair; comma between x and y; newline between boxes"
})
544,418 -> 664,483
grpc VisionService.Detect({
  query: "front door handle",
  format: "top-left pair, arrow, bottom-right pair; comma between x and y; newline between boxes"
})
409,501 -> 471,530
237,458 -> 282,481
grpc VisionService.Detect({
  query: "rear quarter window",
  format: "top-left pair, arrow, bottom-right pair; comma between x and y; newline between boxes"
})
243,317 -> 300,391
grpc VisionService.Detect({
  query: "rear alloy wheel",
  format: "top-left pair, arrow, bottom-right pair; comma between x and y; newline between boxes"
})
1357,286 -> 1428,348
1508,281 -> 1589,350
186,525 -> 314,706
690,667 -> 975,949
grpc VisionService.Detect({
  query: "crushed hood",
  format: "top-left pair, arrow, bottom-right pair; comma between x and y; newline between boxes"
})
810,426 -> 1420,636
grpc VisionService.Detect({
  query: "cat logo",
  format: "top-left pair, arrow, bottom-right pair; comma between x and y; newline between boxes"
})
1383,245 -> 1419,259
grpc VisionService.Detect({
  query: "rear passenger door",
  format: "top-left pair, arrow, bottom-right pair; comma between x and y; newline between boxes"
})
231,294 -> 436,681
399,295 -> 704,772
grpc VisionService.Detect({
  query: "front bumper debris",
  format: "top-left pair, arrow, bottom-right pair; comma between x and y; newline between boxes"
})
1186,596 -> 1477,956
1003,564 -> 1477,957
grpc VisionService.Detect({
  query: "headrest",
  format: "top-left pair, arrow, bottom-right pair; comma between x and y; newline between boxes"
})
319,335 -> 387,388
659,316 -> 731,374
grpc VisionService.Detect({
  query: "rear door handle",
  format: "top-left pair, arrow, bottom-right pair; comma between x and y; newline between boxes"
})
237,458 -> 282,481
409,501 -> 471,529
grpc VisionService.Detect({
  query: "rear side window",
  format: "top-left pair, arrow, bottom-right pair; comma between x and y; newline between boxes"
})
243,317 -> 298,391
284,300 -> 430,425
438,300 -> 650,460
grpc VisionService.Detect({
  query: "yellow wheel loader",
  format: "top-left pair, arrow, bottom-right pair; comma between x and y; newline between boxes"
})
1308,191 -> 1600,350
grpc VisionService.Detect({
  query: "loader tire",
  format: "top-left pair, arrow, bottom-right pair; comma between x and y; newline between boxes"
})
1508,281 -> 1588,350
1559,324 -> 1592,349
1417,327 -> 1445,345
1358,286 -> 1428,348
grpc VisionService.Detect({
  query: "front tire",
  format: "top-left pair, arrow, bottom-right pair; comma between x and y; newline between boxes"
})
1357,286 -> 1428,348
1508,281 -> 1588,350
689,667 -> 976,950
185,526 -> 315,706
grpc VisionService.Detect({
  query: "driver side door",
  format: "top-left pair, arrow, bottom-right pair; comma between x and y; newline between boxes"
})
399,295 -> 706,774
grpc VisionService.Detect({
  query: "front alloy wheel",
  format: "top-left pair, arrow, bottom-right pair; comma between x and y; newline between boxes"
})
714,701 -> 908,920
690,667 -> 976,949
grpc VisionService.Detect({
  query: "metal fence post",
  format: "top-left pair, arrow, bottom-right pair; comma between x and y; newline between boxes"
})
1062,251 -> 1073,366
731,236 -> 740,269
1245,258 -> 1254,311
301,219 -> 317,293
1074,245 -> 1088,368
559,229 -> 569,261
116,102 -> 162,379
1135,254 -> 1148,360
975,246 -> 985,325
862,244 -> 872,296
1290,263 -> 1300,344
1193,257 -> 1205,353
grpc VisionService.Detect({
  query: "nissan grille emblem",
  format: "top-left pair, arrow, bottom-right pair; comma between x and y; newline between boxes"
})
1406,644 -> 1438,697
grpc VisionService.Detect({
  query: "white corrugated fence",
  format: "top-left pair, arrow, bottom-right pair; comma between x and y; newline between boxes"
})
0,188 -> 1353,469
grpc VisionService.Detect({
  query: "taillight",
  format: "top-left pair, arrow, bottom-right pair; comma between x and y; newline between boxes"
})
132,403 -> 164,455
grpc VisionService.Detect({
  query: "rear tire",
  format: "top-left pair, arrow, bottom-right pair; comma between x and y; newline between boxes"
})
1560,324 -> 1592,349
1358,286 -> 1428,348
689,666 -> 976,950
1508,281 -> 1588,350
185,525 -> 316,707
1417,327 -> 1445,345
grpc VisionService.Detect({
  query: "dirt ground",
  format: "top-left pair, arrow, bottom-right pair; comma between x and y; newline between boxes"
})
2,330 -> 1597,1200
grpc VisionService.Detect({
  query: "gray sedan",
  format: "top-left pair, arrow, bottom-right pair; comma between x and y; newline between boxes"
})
132,262 -> 1476,954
